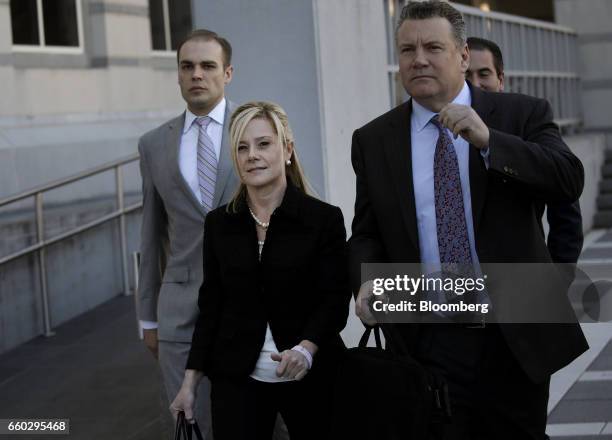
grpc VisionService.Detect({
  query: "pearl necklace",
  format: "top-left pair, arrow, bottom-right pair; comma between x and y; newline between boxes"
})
248,207 -> 269,229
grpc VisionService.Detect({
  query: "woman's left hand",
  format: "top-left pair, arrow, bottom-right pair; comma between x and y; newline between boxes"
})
271,349 -> 309,381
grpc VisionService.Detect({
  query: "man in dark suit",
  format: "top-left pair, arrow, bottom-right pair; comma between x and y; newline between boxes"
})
466,36 -> 584,269
349,2 -> 588,438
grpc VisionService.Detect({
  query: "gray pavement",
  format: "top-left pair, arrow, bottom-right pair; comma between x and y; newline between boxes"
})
0,295 -> 163,440
548,228 -> 612,439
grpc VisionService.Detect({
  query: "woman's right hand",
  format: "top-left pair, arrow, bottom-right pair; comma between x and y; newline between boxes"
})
170,385 -> 196,422
170,370 -> 203,423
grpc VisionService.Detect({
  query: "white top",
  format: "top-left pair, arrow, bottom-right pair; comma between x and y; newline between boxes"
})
139,98 -> 226,331
250,239 -> 294,383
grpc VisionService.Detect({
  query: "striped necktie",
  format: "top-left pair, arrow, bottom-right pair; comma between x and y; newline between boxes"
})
196,116 -> 217,212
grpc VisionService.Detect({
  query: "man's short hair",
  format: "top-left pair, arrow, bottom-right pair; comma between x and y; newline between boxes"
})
176,29 -> 232,68
396,1 -> 466,47
467,36 -> 504,76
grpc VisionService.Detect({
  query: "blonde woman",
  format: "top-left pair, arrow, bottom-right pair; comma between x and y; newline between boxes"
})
171,101 -> 350,440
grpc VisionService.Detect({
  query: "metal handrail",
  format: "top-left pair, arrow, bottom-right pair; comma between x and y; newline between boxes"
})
0,153 -> 139,207
0,153 -> 142,337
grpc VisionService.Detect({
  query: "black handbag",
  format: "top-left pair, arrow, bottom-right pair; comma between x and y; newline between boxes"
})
174,411 -> 204,440
331,326 -> 450,440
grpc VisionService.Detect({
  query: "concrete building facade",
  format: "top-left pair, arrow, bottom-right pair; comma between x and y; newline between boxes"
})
0,0 -> 185,354
0,0 -> 184,197
555,0 -> 612,228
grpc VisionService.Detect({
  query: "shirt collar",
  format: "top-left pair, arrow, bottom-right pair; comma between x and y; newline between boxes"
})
411,81 -> 472,133
183,97 -> 227,134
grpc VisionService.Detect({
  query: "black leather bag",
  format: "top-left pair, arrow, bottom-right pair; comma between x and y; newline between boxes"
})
331,326 -> 450,440
174,411 -> 204,440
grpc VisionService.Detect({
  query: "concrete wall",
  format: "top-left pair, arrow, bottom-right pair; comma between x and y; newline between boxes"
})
0,111 -> 171,199
192,0 -> 326,197
191,0 -> 391,225
313,0 -> 390,229
555,0 -> 612,147
0,210 -> 141,355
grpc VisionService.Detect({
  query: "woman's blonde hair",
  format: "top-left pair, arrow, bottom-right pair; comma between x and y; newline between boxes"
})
227,101 -> 313,212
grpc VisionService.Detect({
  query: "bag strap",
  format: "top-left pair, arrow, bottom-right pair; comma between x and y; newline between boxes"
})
380,324 -> 410,356
358,326 -> 382,349
176,411 -> 204,440
186,421 -> 204,440
175,412 -> 185,440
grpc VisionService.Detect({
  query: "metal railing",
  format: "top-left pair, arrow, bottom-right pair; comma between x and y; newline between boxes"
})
384,1 -> 582,130
0,153 -> 142,337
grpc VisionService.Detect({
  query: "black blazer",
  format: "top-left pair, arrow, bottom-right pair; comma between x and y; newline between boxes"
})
546,200 -> 583,265
348,83 -> 588,383
186,182 -> 351,380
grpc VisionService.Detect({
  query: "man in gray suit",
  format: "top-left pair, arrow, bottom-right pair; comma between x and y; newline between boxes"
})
137,29 -> 238,438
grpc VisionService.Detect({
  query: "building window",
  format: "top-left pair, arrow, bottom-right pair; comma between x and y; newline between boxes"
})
149,0 -> 192,52
10,0 -> 82,49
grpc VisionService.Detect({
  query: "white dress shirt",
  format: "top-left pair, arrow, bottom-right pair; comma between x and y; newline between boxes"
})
180,98 -> 226,204
140,98 -> 227,331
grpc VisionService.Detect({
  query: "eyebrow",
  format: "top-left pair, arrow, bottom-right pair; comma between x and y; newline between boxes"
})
399,39 -> 445,45
180,60 -> 218,66
239,135 -> 273,143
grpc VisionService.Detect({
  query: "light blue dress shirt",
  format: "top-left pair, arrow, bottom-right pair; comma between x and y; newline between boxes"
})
411,82 -> 481,273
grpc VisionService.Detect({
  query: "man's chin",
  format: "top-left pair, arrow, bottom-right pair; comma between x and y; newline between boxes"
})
405,87 -> 436,100
188,98 -> 213,111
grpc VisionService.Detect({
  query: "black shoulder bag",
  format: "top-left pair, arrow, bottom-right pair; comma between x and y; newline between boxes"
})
331,325 -> 451,440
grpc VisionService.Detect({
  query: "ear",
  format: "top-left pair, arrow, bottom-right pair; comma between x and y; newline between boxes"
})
499,73 -> 505,92
460,44 -> 470,74
285,141 -> 294,160
224,65 -> 234,85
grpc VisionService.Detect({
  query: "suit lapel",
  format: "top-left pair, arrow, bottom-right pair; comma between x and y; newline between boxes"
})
468,84 -> 494,235
383,100 -> 420,251
212,101 -> 236,208
167,113 -> 208,217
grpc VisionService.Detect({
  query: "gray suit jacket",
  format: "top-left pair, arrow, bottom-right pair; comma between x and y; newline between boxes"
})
137,101 -> 239,342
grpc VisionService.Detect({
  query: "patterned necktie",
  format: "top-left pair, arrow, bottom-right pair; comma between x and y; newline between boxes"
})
431,115 -> 473,273
196,116 -> 217,211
